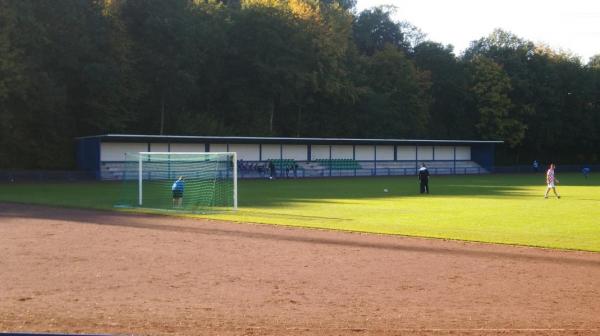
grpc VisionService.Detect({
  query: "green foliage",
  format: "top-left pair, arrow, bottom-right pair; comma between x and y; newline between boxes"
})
352,7 -> 408,56
1,0 -> 138,168
358,45 -> 430,137
0,2 -> 25,167
468,56 -> 526,147
464,29 -> 599,163
0,3 -> 599,168
413,42 -> 471,138
589,54 -> 600,69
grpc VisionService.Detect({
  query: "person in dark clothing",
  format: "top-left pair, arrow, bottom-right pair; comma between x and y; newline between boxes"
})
418,163 -> 430,194
268,160 -> 276,179
532,160 -> 539,172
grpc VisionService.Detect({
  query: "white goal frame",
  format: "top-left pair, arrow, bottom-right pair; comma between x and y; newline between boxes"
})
137,152 -> 237,210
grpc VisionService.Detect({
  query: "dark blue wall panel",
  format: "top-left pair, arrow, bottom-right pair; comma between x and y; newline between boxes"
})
76,138 -> 101,178
471,143 -> 495,169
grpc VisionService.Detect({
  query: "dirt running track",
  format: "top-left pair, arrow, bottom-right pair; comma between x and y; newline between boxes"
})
1,203 -> 599,336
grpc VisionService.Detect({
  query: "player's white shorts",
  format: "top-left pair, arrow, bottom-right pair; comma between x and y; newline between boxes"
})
547,182 -> 555,188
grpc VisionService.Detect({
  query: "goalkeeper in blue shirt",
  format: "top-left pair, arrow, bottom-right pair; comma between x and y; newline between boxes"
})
172,176 -> 185,208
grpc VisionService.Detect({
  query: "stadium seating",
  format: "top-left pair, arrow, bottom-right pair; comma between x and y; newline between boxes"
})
101,159 -> 487,180
269,159 -> 297,170
359,160 -> 487,175
101,161 -> 127,180
314,159 -> 361,170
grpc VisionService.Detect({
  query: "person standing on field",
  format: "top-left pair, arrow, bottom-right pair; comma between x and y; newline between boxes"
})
544,164 -> 560,199
172,176 -> 185,208
268,160 -> 276,179
418,163 -> 430,194
582,166 -> 590,179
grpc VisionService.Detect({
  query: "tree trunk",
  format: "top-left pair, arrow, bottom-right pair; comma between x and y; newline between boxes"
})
296,105 -> 302,137
269,98 -> 274,134
160,92 -> 165,135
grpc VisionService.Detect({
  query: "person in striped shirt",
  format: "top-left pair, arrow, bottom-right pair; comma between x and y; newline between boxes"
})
544,164 -> 560,199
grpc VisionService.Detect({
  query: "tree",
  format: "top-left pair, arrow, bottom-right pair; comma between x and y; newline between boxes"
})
2,0 -> 598,169
468,56 -> 525,147
119,0 -> 202,135
0,1 -> 26,168
223,5 -> 309,135
398,20 -> 426,52
589,54 -> 600,69
358,45 -> 430,138
413,41 -> 471,138
464,29 -> 536,161
0,0 -> 142,168
352,7 -> 408,56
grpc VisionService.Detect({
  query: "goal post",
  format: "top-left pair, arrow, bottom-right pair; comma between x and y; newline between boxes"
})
116,152 -> 238,212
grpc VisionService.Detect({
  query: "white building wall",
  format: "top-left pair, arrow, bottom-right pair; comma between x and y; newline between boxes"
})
209,143 -> 228,153
282,145 -> 307,160
455,146 -> 471,160
417,146 -> 434,160
229,144 -> 260,161
169,143 -> 205,152
100,140 -> 474,163
101,142 -> 148,161
434,146 -> 454,160
311,145 -> 330,160
331,145 -> 353,159
149,143 -> 169,152
397,146 -> 416,160
376,146 -> 394,160
355,145 -> 375,160
261,144 -> 281,160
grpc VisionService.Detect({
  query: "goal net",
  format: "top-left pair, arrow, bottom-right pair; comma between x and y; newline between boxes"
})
116,152 -> 237,212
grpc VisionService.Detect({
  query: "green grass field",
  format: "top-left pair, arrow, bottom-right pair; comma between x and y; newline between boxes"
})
2,173 -> 599,252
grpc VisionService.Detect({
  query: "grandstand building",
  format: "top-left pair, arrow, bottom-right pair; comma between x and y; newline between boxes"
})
76,134 -> 502,180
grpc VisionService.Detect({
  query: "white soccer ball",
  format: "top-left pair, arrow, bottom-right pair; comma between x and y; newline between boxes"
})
383,188 -> 388,193
269,176 -> 273,180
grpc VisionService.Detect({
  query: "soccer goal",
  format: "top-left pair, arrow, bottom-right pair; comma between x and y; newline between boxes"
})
116,152 -> 237,212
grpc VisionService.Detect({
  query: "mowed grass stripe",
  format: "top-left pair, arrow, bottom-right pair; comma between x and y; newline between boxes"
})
1,173 -> 599,251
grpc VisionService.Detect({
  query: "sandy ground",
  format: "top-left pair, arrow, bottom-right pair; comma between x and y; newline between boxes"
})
1,202 -> 599,336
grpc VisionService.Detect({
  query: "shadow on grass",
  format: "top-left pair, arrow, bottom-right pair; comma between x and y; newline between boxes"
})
2,202 -> 599,264
235,173 -> 599,208
0,174 -> 598,210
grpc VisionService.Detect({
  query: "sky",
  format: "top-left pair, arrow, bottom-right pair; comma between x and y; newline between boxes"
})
355,0 -> 600,62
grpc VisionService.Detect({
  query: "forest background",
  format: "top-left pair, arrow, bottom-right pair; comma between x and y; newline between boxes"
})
1,0 -> 599,169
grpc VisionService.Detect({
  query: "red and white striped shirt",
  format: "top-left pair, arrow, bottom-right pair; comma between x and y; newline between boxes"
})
547,168 -> 555,183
